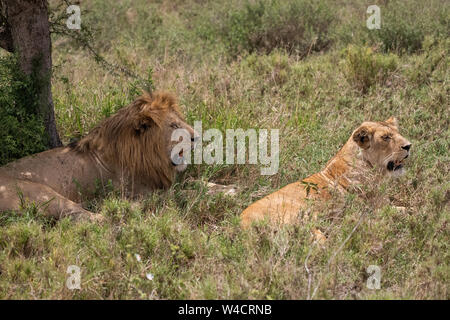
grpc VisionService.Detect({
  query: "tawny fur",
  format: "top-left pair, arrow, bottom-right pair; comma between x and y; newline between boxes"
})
240,117 -> 412,229
0,91 -> 195,221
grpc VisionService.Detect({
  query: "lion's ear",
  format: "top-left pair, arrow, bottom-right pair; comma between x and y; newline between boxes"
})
134,104 -> 164,133
134,112 -> 160,133
385,116 -> 398,129
352,126 -> 371,149
134,116 -> 150,133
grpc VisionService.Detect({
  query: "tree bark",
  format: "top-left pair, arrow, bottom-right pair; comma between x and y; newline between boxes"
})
1,0 -> 61,148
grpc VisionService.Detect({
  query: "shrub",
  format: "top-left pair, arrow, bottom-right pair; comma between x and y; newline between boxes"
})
341,45 -> 398,93
222,0 -> 336,57
241,50 -> 291,85
0,55 -> 47,166
405,37 -> 449,86
366,0 -> 439,54
371,16 -> 424,54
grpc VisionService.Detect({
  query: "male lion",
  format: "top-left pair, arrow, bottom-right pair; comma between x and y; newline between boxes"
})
0,91 -> 196,221
240,117 -> 412,230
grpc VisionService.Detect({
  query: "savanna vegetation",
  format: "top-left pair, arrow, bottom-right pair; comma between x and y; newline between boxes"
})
0,0 -> 448,299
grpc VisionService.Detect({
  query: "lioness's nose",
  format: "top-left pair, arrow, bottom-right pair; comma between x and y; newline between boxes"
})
402,144 -> 411,151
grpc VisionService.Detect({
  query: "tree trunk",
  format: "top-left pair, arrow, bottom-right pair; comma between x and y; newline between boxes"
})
0,0 -> 61,148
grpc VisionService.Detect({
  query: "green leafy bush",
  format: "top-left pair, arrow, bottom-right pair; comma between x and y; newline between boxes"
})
222,0 -> 336,57
332,1 -> 448,55
0,55 -> 47,165
371,14 -> 424,54
404,37 -> 449,86
341,45 -> 398,93
366,0 -> 445,54
241,50 -> 291,85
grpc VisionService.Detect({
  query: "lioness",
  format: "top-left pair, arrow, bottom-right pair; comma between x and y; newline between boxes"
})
0,92 -> 196,221
240,117 -> 412,229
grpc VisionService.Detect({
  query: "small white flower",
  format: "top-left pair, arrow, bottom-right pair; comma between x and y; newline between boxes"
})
135,254 -> 141,262
146,273 -> 154,281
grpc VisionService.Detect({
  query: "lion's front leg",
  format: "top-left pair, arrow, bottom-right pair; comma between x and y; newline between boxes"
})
0,177 -> 103,222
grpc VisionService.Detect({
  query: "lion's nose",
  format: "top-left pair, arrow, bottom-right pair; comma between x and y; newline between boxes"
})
402,144 -> 411,151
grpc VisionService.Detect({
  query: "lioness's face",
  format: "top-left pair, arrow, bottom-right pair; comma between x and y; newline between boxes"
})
352,117 -> 411,175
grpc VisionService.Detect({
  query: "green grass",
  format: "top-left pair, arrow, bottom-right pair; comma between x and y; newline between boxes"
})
0,0 -> 448,299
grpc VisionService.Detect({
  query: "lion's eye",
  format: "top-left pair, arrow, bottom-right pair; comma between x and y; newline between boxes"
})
382,135 -> 391,141
170,123 -> 179,129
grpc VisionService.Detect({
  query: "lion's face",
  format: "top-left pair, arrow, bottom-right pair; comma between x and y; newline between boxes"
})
134,93 -> 197,173
164,111 -> 197,172
352,117 -> 412,175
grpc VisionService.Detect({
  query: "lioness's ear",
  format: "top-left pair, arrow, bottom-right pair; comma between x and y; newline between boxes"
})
385,116 -> 398,129
352,126 -> 371,149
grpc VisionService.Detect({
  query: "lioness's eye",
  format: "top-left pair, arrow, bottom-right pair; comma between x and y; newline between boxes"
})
382,135 -> 391,141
